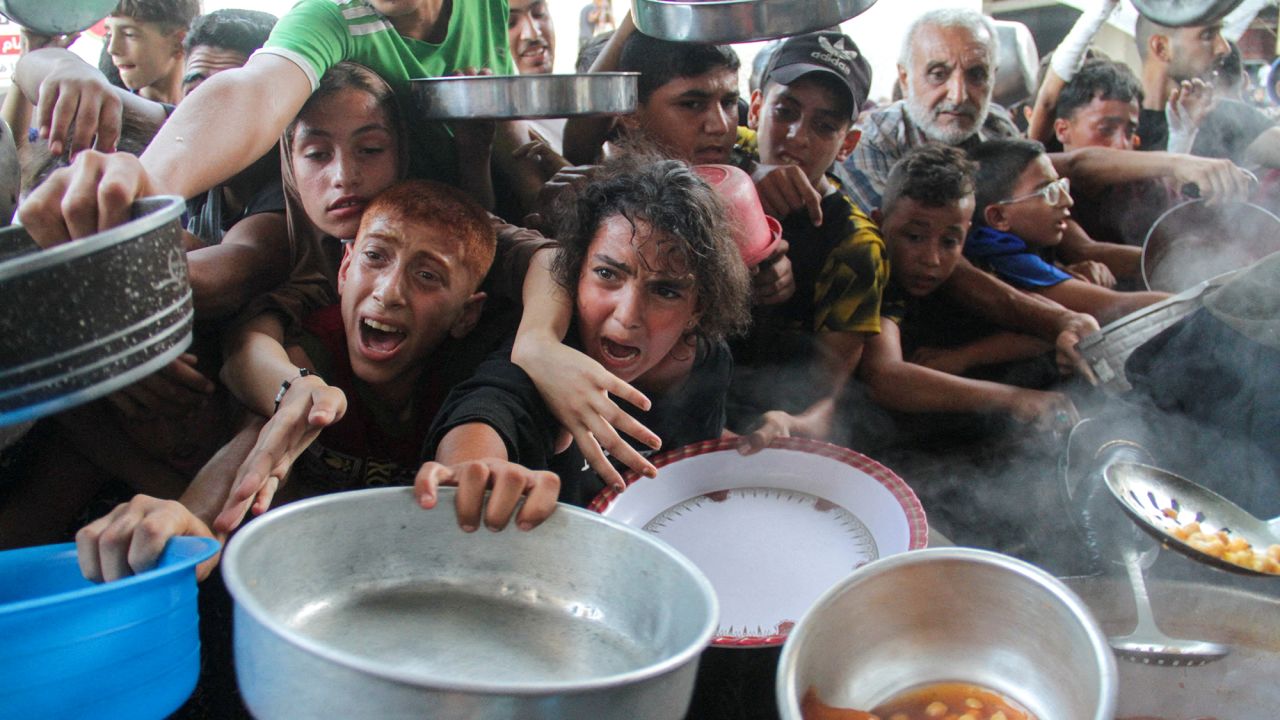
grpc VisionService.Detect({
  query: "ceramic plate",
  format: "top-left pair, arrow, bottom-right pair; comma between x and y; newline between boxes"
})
590,437 -> 927,646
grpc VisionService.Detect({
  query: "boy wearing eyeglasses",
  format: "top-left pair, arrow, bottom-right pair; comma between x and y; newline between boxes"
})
968,139 -> 1167,324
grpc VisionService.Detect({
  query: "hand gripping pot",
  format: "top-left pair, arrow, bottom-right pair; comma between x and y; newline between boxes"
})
0,195 -> 191,427
777,548 -> 1117,720
0,536 -> 220,719
694,164 -> 783,268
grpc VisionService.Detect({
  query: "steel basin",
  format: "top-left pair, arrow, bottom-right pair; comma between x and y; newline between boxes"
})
0,0 -> 116,35
221,487 -> 718,719
411,73 -> 638,120
777,548 -> 1116,720
631,0 -> 878,44
1063,574 -> 1280,718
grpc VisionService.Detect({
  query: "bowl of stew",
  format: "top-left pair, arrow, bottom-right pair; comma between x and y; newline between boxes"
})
776,547 -> 1117,720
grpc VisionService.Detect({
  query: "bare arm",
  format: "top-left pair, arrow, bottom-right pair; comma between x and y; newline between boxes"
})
1051,147 -> 1253,200
1243,126 -> 1280,170
563,11 -> 636,165
1054,219 -> 1140,282
1027,71 -> 1067,145
219,313 -> 304,417
188,212 -> 291,319
141,54 -> 312,198
911,332 -> 1052,376
1036,279 -> 1167,325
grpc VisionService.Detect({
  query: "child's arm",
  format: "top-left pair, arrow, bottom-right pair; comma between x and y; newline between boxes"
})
910,332 -> 1052,376
1035,278 -> 1168,325
188,212 -> 292,319
509,248 -> 660,487
860,320 -> 1077,430
415,423 -> 560,532
562,11 -> 636,165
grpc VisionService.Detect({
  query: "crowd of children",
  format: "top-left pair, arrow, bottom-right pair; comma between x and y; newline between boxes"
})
0,0 -> 1275,716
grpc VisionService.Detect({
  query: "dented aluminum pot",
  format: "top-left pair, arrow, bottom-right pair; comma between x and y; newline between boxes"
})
0,195 -> 191,426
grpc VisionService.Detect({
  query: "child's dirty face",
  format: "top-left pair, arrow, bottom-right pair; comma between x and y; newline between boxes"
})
749,78 -> 856,188
997,155 -> 1073,248
881,195 -> 973,297
339,214 -> 481,387
1055,97 -> 1139,152
104,17 -> 182,92
631,67 -> 740,165
576,215 -> 699,383
290,88 -> 400,240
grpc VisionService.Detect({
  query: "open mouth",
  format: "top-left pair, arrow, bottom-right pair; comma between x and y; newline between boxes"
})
359,318 -> 406,355
600,337 -> 641,364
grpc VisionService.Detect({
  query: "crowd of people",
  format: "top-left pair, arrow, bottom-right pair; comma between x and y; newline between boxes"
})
0,0 -> 1276,714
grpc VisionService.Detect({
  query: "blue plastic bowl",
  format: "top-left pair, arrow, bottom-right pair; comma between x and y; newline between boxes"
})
0,536 -> 220,719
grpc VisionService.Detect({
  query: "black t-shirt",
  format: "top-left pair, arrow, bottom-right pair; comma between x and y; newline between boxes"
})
425,333 -> 733,507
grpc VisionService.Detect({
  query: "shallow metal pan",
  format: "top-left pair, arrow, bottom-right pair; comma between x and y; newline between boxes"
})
411,73 -> 638,121
1141,199 -> 1280,292
0,0 -> 117,35
0,196 -> 191,427
631,0 -> 878,44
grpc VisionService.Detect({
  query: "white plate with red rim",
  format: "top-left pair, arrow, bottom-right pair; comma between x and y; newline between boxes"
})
590,437 -> 927,647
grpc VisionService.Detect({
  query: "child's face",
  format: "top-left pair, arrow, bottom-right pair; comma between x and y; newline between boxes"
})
576,215 -> 699,383
880,195 -> 974,297
992,155 -> 1073,248
749,78 -> 857,188
1054,96 -> 1139,152
290,88 -> 400,240
338,213 -> 484,387
104,17 -> 182,93
627,67 -> 740,165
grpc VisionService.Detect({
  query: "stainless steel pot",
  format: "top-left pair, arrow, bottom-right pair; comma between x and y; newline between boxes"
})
1130,0 -> 1244,27
992,20 -> 1039,108
1063,574 -> 1280,718
0,195 -> 191,427
631,0 -> 879,44
1142,199 -> 1280,293
0,0 -> 116,35
411,73 -> 638,120
221,487 -> 719,720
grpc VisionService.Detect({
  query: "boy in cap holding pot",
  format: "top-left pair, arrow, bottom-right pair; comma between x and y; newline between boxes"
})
729,31 -> 889,451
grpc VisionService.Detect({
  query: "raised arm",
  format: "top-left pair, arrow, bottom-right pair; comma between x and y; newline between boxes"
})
1052,147 -> 1254,201
563,11 -> 636,164
1027,0 -> 1121,144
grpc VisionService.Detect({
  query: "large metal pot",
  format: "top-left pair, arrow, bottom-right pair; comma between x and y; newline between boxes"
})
631,0 -> 879,44
1141,199 -> 1280,293
0,195 -> 191,427
0,0 -> 117,35
221,487 -> 719,719
1063,574 -> 1280,718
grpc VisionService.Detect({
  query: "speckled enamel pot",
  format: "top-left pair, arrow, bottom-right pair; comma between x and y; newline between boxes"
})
0,196 -> 191,426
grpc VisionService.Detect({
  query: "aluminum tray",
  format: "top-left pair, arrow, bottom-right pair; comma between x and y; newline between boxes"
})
411,73 -> 638,120
631,0 -> 878,44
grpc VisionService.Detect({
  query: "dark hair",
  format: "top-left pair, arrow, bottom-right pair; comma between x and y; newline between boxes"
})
111,0 -> 201,31
1055,59 -> 1144,121
618,32 -> 740,104
881,145 -> 976,218
576,30 -> 613,73
970,138 -> 1046,226
1217,40 -> 1243,87
551,154 -> 751,342
360,180 -> 497,290
184,8 -> 277,55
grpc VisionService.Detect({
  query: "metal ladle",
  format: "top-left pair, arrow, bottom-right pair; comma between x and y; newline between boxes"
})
1108,545 -> 1231,666
1104,462 -> 1280,578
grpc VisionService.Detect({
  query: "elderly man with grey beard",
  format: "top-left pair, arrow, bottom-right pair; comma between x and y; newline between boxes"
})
841,8 -> 1017,214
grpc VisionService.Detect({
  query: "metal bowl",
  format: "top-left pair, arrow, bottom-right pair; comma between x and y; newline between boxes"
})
631,0 -> 879,44
221,487 -> 718,719
0,195 -> 191,427
411,73 -> 638,120
992,20 -> 1039,108
777,548 -> 1117,720
0,0 -> 117,35
1130,0 -> 1244,27
1142,199 -> 1280,293
1064,574 -> 1280,718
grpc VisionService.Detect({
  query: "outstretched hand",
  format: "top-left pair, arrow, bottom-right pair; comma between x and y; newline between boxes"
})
213,376 -> 345,534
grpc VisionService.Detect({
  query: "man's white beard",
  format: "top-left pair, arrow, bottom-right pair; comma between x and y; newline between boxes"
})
904,87 -> 991,145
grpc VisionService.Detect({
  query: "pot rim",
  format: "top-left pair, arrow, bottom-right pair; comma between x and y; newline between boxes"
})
0,195 -> 186,282
776,547 -> 1118,719
222,486 -> 721,696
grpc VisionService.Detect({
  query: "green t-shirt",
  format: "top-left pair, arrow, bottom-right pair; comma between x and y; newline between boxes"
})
261,0 -> 515,183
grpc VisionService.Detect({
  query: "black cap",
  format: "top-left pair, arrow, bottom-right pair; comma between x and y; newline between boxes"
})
762,31 -> 872,119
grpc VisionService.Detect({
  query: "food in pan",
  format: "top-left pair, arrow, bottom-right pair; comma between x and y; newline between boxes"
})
802,683 -> 1036,720
1165,511 -> 1280,574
